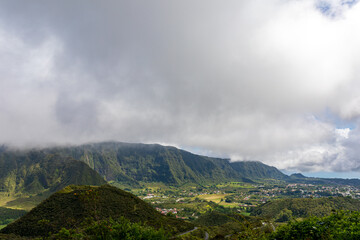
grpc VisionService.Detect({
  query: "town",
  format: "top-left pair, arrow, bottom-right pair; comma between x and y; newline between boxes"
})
132,182 -> 360,219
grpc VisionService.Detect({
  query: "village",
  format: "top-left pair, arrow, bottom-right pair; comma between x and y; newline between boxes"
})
135,182 -> 360,219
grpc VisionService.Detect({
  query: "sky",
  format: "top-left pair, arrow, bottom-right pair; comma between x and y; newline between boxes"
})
1,0 -> 360,177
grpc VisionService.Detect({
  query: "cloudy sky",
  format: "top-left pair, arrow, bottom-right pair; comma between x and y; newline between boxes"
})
1,0 -> 360,176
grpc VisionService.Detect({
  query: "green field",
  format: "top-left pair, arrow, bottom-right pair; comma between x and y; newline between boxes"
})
218,201 -> 240,208
216,182 -> 255,188
197,194 -> 228,203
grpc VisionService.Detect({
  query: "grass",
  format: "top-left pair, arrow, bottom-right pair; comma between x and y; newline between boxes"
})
197,194 -> 228,203
216,182 -> 255,188
0,225 -> 6,230
4,195 -> 46,211
218,202 -> 240,208
240,212 -> 251,216
0,196 -> 16,207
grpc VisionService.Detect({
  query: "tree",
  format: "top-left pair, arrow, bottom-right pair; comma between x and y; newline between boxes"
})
275,208 -> 293,222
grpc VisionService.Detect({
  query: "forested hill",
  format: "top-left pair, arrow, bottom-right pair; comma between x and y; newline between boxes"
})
1,185 -> 193,237
230,161 -> 288,180
38,141 -> 288,185
251,197 -> 360,220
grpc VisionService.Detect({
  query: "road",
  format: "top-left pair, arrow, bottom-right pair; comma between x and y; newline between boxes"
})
172,227 -> 198,238
172,227 -> 209,240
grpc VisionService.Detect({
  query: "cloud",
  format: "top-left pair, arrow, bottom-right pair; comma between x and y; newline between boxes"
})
1,0 -> 360,172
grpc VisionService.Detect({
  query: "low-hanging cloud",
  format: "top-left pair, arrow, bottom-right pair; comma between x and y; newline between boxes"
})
1,0 -> 360,173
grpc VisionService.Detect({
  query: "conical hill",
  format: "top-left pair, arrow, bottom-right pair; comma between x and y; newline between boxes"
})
1,185 -> 193,237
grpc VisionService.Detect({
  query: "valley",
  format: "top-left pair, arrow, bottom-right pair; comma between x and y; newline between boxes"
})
128,180 -> 360,221
1,142 -> 360,239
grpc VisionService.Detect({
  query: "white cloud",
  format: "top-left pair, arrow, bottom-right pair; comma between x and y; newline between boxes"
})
1,0 -> 360,172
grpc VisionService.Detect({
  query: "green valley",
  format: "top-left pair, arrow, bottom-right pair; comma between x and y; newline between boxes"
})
2,142 -> 360,239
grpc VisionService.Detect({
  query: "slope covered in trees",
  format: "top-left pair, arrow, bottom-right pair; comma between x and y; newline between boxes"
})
0,185 -> 193,237
269,211 -> 360,240
251,197 -> 360,220
0,207 -> 27,227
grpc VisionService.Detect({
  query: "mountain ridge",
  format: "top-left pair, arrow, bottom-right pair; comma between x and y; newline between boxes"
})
39,141 -> 287,186
2,141 -> 359,198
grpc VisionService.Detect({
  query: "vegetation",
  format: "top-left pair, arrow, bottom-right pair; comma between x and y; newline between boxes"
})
38,142 -> 287,186
51,217 -> 168,240
270,211 -> 360,240
2,141 -> 360,212
3,142 -> 360,238
0,185 -> 193,237
230,161 -> 288,180
191,210 -> 270,239
251,197 -> 360,219
0,151 -> 106,209
0,207 -> 27,226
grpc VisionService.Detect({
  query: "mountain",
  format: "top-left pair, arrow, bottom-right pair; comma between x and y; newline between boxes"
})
290,173 -> 307,179
1,142 -> 359,191
38,141 -> 286,186
0,150 -> 106,209
230,161 -> 288,180
0,185 -> 194,237
288,173 -> 360,187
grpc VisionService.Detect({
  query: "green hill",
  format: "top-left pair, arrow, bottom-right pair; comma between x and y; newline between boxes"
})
0,185 -> 193,237
0,150 -> 106,210
193,211 -> 268,239
269,211 -> 360,240
230,161 -> 288,180
251,197 -> 360,220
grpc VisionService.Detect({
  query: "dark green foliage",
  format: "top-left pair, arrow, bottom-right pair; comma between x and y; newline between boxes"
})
51,217 -> 168,240
193,211 -> 239,227
0,207 -> 27,225
0,233 -> 30,239
193,211 -> 261,229
193,211 -> 268,239
275,208 -> 293,222
251,197 -> 360,219
269,211 -> 360,240
0,185 -> 193,237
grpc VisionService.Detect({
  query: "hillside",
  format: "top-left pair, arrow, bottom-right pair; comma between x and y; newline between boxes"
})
251,197 -> 360,220
230,161 -> 288,180
288,173 -> 360,187
0,150 -> 106,209
269,211 -> 360,240
0,207 -> 27,229
0,185 -> 193,237
2,142 -> 359,192
40,141 -> 286,186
